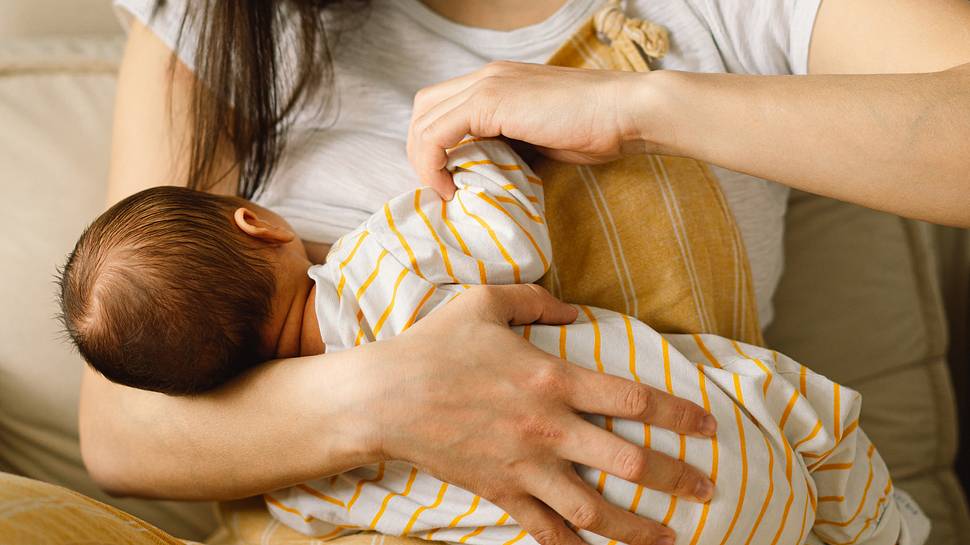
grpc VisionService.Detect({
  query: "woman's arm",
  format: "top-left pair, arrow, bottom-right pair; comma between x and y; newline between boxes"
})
87,21 -> 716,545
407,0 -> 970,227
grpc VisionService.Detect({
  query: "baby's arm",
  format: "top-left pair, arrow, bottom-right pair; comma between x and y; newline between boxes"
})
368,137 -> 551,287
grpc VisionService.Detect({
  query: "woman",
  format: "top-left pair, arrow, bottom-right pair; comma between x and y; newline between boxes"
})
89,1 -> 970,544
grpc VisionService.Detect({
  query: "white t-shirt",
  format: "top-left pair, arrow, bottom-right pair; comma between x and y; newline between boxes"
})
114,0 -> 823,327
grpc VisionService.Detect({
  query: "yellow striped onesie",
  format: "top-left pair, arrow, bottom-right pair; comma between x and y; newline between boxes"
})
266,139 -> 926,545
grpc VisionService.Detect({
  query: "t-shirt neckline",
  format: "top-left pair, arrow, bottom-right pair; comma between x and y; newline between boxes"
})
391,0 -> 599,60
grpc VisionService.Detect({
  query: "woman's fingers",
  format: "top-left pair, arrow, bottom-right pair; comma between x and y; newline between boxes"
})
557,418 -> 715,502
408,84 -> 493,198
496,496 -> 584,545
460,284 -> 579,327
524,467 -> 677,545
563,363 -> 716,437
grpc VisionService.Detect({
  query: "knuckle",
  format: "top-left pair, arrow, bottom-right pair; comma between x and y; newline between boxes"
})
622,385 -> 652,418
473,77 -> 503,99
673,403 -> 692,431
614,445 -> 647,482
569,502 -> 602,530
483,61 -> 510,75
671,462 -> 692,493
531,527 -> 566,545
413,87 -> 430,106
516,414 -> 563,442
528,363 -> 567,396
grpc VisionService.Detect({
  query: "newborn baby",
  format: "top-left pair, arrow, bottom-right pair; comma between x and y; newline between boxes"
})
59,139 -> 926,545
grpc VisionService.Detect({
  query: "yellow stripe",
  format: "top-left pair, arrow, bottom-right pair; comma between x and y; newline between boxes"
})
352,250 -> 391,345
372,268 -> 410,337
717,376 -> 749,545
581,306 -> 610,494
440,200 -> 488,283
369,466 -> 420,529
347,463 -> 385,511
296,484 -> 346,508
502,529 -> 529,545
459,513 -> 510,544
579,306 -> 604,372
692,334 -> 723,369
792,420 -> 824,451
335,231 -> 371,300
494,195 -> 543,222
828,481 -> 893,545
742,434 -> 775,545
767,435 -> 796,545
660,338 -> 680,526
558,325 -> 567,359
432,494 -> 481,539
385,203 -> 424,279
819,496 -> 845,503
354,250 -> 390,301
414,189 -> 460,283
799,365 -> 808,397
316,525 -> 357,540
814,444 -> 876,527
806,420 -> 859,463
403,286 -> 437,331
457,192 -> 520,282
779,390 -> 799,431
401,482 -> 449,536
797,476 -> 812,544
731,340 -> 772,397
456,159 -> 543,185
687,364 -> 718,545
815,462 -> 854,472
449,136 -> 491,150
477,192 -> 549,269
622,315 -> 650,507
833,384 -> 842,440
264,494 -> 313,522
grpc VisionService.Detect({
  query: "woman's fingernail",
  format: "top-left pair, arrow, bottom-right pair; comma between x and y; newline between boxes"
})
694,478 -> 715,502
655,535 -> 675,545
701,414 -> 717,437
700,414 -> 717,436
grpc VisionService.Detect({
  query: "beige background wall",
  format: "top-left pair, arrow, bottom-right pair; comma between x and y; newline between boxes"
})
0,0 -> 121,38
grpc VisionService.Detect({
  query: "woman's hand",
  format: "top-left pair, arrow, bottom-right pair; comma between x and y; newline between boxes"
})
371,284 -> 716,545
407,62 -> 658,199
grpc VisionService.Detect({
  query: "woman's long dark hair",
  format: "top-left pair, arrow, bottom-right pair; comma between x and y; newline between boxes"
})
155,0 -> 365,198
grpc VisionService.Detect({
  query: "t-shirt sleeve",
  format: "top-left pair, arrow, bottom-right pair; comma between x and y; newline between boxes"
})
686,0 -> 823,74
113,0 -> 199,71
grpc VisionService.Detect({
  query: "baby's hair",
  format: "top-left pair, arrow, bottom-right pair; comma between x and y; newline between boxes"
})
58,186 -> 277,395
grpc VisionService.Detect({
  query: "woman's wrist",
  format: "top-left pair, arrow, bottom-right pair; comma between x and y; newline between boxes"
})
621,69 -> 691,157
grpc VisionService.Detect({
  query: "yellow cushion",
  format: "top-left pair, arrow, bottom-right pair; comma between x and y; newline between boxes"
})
0,471 -> 188,545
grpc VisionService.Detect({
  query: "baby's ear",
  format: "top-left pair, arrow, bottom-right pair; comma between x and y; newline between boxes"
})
233,207 -> 295,244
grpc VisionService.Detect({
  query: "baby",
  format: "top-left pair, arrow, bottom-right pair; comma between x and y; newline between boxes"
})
59,139 -> 926,545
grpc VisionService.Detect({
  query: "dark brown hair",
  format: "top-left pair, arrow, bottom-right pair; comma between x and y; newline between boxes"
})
158,0 -> 366,198
58,187 -> 277,395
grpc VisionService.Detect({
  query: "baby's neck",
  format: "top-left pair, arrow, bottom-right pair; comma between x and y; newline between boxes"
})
298,284 -> 325,356
274,280 -> 325,358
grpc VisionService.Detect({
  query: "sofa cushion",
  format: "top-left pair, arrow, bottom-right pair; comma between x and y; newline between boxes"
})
765,190 -> 970,544
0,37 -> 216,540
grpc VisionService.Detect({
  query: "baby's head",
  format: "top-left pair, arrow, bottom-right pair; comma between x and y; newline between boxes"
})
59,186 -> 310,395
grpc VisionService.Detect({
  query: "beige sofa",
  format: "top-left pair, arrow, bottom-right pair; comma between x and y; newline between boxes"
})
1,2 -> 967,543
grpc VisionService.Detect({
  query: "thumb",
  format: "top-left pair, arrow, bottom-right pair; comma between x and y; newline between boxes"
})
463,285 -> 578,326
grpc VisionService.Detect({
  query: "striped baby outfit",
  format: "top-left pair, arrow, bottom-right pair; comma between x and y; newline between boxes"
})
266,139 -> 921,545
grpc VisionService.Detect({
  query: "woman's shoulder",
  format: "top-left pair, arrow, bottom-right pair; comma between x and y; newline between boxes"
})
114,0 -> 199,70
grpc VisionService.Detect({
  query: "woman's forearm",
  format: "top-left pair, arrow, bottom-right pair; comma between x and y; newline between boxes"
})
79,346 -> 384,500
639,65 -> 970,227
